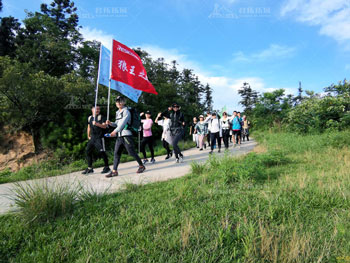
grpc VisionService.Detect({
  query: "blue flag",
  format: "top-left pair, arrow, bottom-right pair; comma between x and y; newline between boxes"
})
98,45 -> 142,103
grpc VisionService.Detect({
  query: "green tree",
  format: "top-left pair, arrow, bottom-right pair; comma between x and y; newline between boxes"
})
0,57 -> 67,152
0,16 -> 20,57
16,0 -> 81,77
204,83 -> 213,113
238,82 -> 259,114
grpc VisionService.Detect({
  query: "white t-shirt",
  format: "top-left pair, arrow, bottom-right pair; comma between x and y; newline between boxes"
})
157,119 -> 170,140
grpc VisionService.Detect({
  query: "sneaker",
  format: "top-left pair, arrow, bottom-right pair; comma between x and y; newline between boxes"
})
150,158 -> 155,164
179,155 -> 184,163
175,158 -> 180,163
165,154 -> 171,160
199,148 -> 203,151
105,171 -> 118,178
137,165 -> 146,173
82,168 -> 94,175
142,159 -> 149,165
209,151 -> 213,154
101,166 -> 111,174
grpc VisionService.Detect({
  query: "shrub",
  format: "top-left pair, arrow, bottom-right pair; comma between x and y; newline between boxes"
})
12,181 -> 84,224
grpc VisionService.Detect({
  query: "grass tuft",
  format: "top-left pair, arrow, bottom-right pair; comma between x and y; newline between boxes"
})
11,181 -> 87,224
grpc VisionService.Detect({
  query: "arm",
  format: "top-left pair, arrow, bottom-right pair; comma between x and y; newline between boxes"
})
94,122 -> 107,129
155,113 -> 162,124
203,116 -> 211,124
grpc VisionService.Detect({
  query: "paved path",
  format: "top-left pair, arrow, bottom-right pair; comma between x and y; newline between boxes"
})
0,140 -> 257,214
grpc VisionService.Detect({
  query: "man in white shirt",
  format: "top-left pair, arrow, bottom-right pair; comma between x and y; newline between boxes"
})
204,112 -> 222,154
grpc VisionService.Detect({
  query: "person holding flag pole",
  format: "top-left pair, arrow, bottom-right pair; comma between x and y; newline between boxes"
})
101,39 -> 157,177
82,44 -> 110,175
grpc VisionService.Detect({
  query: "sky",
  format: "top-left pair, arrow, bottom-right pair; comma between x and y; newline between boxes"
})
2,0 -> 350,112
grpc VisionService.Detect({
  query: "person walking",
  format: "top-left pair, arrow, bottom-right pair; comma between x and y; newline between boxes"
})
82,105 -> 111,175
206,112 -> 212,147
155,112 -> 173,159
105,96 -> 145,177
231,111 -> 242,145
140,110 -> 155,164
194,115 -> 208,151
190,117 -> 199,148
242,115 -> 251,142
205,112 -> 222,154
220,112 -> 231,150
169,103 -> 185,163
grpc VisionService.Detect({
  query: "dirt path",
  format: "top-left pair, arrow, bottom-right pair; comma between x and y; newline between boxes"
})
0,140 -> 257,214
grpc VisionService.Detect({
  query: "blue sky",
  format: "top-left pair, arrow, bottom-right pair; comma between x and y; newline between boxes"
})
3,0 -> 350,112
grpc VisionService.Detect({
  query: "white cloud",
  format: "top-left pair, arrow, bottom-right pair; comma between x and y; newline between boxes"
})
78,27 -> 294,112
139,45 -> 297,112
233,44 -> 297,62
80,27 -> 114,50
281,0 -> 350,47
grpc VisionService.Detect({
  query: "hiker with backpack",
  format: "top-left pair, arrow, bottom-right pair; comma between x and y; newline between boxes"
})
169,103 -> 185,163
105,96 -> 145,177
204,112 -> 222,154
155,112 -> 173,159
231,111 -> 242,145
220,112 -> 231,150
242,115 -> 250,142
140,110 -> 155,164
82,105 -> 110,175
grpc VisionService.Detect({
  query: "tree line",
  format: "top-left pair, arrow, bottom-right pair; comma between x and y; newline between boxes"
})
238,80 -> 350,133
0,0 -> 213,160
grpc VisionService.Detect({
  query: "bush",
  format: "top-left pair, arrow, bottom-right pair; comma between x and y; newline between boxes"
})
259,150 -> 290,167
12,181 -> 84,224
326,130 -> 350,149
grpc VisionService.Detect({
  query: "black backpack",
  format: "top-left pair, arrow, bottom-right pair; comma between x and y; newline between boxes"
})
124,107 -> 141,135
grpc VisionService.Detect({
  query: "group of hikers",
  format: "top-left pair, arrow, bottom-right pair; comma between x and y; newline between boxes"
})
189,111 -> 250,154
82,96 -> 250,178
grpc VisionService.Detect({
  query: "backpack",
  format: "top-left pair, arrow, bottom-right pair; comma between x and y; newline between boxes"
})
124,107 -> 141,135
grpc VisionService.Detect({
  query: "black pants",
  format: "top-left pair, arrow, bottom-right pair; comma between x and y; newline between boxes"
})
210,132 -> 221,151
113,136 -> 143,170
86,137 -> 108,168
171,128 -> 184,159
140,136 -> 154,159
207,131 -> 211,146
222,129 -> 230,149
162,139 -> 171,155
242,128 -> 249,141
233,130 -> 241,144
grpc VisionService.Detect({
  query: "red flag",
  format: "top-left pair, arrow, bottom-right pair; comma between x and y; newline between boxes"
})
111,40 -> 158,95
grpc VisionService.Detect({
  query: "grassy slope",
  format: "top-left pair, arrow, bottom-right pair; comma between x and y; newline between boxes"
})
1,132 -> 350,262
0,141 -> 196,184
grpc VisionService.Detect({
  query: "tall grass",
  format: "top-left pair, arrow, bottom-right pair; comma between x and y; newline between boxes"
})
1,131 -> 350,262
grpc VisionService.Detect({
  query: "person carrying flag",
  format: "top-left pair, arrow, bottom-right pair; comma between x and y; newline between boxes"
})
105,96 -> 145,177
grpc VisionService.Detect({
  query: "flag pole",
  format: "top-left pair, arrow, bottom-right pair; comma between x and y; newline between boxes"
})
107,40 -> 113,121
94,43 -> 103,119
